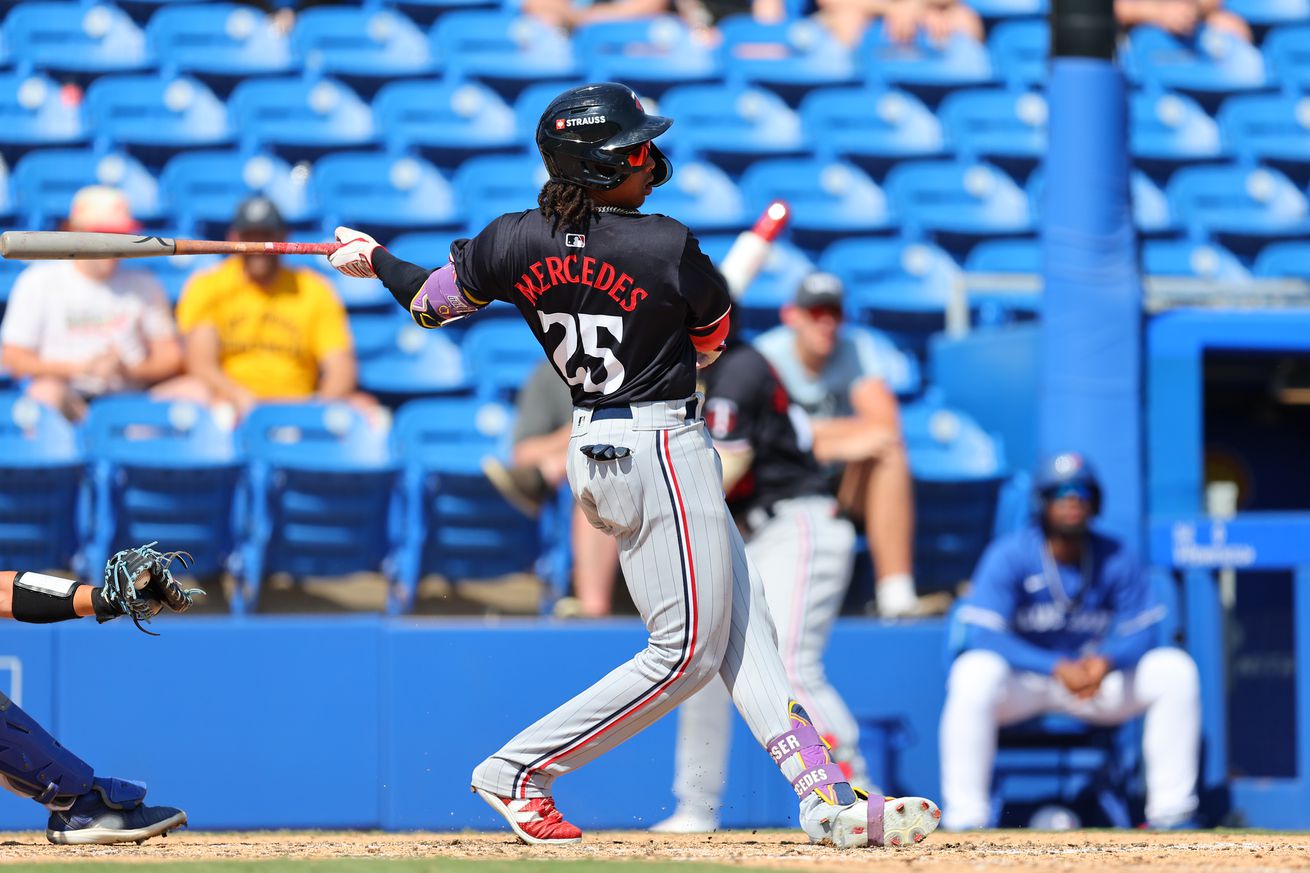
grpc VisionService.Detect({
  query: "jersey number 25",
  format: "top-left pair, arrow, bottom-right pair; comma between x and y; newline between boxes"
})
539,312 -> 627,396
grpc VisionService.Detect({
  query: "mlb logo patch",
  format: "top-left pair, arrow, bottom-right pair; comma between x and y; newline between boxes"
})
554,118 -> 566,131
566,233 -> 586,248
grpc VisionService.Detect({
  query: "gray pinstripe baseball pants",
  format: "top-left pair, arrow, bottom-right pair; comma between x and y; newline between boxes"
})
471,398 -> 796,799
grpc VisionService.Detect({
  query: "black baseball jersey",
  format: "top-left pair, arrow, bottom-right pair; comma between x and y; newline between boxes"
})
700,341 -> 830,521
452,208 -> 731,408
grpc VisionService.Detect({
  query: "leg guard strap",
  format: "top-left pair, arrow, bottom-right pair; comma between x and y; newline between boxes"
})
767,702 -> 855,806
0,692 -> 94,809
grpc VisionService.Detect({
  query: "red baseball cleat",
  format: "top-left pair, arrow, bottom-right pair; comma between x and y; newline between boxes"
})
473,787 -> 584,845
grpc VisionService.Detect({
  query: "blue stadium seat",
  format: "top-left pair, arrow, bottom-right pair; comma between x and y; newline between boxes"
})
1254,241 -> 1310,278
1225,0 -> 1309,30
1130,91 -> 1225,175
160,150 -> 316,239
452,153 -> 547,231
1142,239 -> 1252,281
643,159 -> 747,235
859,24 -> 994,99
964,237 -> 1039,274
391,397 -> 539,613
0,392 -> 82,571
302,262 -> 395,314
0,74 -> 87,159
350,309 -> 414,361
387,231 -> 458,269
1218,93 -> 1310,178
313,152 -> 463,239
739,158 -> 894,252
234,403 -> 399,614
987,19 -> 1047,90
697,234 -> 815,338
373,80 -> 518,171
715,16 -> 858,103
573,17 -> 719,98
902,397 -> 1006,592
969,0 -> 1046,20
4,3 -> 151,78
1122,26 -> 1267,102
1166,164 -> 1310,249
84,75 -> 232,166
431,12 -> 577,101
146,4 -> 293,92
1263,25 -> 1310,93
938,89 -> 1047,176
0,257 -> 28,313
461,319 -> 544,403
292,8 -> 437,96
229,78 -> 376,162
12,148 -> 163,230
818,237 -> 963,358
798,86 -> 945,177
80,396 -> 242,584
658,84 -> 807,174
357,323 -> 471,406
884,160 -> 1033,254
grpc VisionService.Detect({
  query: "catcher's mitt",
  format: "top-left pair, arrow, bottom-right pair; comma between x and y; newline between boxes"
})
99,542 -> 204,636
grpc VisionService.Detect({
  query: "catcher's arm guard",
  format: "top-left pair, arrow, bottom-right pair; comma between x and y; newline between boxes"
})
97,543 -> 204,636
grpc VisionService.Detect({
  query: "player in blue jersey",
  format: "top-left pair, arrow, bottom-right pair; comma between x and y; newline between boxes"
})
938,453 -> 1201,830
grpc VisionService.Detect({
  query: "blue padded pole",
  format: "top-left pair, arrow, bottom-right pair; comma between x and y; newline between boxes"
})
1039,0 -> 1144,550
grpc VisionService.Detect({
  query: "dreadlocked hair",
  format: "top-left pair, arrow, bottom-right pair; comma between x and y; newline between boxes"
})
539,179 -> 594,233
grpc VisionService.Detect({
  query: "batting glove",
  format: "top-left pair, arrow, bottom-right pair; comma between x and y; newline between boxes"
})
329,226 -> 381,279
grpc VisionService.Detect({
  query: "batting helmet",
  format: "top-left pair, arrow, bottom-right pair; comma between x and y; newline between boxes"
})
536,83 -> 673,191
1032,452 -> 1102,515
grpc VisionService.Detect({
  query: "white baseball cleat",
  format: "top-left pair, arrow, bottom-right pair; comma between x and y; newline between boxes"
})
649,806 -> 720,833
802,794 -> 941,849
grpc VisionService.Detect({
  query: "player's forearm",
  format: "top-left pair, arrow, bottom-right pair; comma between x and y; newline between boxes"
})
372,248 -> 433,311
1098,626 -> 1155,671
0,571 -> 102,621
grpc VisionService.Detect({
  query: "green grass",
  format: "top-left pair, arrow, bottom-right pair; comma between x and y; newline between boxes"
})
8,863 -> 778,873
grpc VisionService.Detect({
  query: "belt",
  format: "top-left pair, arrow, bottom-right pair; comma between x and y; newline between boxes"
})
592,398 -> 700,421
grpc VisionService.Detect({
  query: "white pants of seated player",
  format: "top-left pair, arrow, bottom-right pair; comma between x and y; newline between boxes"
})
669,496 -> 871,820
472,401 -> 803,801
938,647 -> 1201,829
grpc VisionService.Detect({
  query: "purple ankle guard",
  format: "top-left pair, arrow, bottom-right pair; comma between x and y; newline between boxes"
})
767,722 -> 846,801
867,797 -> 885,846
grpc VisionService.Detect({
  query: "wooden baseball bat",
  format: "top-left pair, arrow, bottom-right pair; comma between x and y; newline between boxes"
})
0,231 -> 341,261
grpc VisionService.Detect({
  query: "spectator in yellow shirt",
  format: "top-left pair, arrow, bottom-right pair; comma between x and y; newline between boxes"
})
176,197 -> 372,417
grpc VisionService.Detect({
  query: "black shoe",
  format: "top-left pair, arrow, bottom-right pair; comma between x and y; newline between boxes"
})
46,778 -> 187,845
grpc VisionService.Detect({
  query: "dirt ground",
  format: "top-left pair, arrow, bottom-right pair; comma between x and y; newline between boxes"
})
1,829 -> 1307,870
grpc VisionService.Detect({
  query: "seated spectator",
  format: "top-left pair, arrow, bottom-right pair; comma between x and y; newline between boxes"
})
817,0 -> 983,49
174,196 -> 372,418
1115,0 -> 1251,41
938,453 -> 1201,830
754,273 -> 928,618
482,360 -> 620,618
0,186 -> 183,421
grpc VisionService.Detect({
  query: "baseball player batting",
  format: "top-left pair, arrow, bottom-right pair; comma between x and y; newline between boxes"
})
0,545 -> 198,844
326,82 -> 940,848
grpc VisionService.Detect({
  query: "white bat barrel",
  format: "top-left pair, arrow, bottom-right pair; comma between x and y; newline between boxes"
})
0,231 -> 177,260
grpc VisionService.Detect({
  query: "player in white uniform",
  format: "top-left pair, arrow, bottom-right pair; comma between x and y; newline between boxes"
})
327,82 -> 940,848
652,332 -> 873,833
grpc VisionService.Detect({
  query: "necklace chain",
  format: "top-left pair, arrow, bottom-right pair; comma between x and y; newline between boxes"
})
593,205 -> 641,216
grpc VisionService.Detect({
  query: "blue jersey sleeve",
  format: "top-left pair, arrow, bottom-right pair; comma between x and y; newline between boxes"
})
1097,548 -> 1167,670
958,536 -> 1062,675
